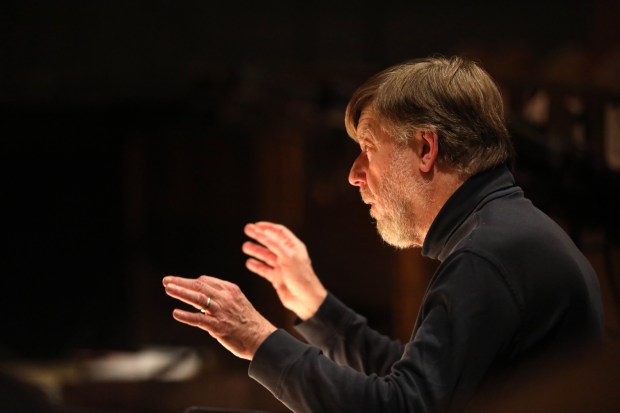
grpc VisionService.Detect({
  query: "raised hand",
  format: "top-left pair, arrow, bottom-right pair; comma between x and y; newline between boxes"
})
243,222 -> 327,320
163,275 -> 276,360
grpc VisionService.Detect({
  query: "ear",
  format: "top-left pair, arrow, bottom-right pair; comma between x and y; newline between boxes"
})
417,130 -> 439,173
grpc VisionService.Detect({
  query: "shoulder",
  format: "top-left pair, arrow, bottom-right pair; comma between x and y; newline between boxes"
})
424,249 -> 524,321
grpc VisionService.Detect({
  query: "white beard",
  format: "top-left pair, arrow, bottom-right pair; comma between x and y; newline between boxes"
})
367,150 -> 431,249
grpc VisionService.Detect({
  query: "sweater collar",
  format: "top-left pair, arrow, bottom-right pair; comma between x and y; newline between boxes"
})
421,165 -> 516,261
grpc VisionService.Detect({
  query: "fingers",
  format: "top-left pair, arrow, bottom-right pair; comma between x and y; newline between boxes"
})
244,222 -> 303,257
254,222 -> 299,249
172,308 -> 219,332
242,225 -> 282,277
242,241 -> 277,267
244,223 -> 286,257
244,257 -> 275,282
163,275 -> 220,291
163,276 -> 219,313
172,308 -> 206,327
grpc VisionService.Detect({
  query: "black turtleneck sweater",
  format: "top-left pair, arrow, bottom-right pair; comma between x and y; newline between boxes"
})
248,165 -> 604,413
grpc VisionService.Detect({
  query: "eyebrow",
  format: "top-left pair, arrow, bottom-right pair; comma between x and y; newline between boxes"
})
355,125 -> 378,144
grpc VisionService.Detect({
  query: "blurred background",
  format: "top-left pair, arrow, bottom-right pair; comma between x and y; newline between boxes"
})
1,0 -> 619,412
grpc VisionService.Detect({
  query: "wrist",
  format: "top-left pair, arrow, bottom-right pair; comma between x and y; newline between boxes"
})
250,323 -> 277,360
299,287 -> 327,321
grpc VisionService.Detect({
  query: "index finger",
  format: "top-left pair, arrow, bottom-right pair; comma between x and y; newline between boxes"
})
162,275 -> 218,291
163,275 -> 193,288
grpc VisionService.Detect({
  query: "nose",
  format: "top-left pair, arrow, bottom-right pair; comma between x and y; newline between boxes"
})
348,153 -> 367,187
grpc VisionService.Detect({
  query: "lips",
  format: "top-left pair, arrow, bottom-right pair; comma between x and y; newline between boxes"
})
361,193 -> 376,214
360,188 -> 374,205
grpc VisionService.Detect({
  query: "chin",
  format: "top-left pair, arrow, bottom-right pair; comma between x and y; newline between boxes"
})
376,222 -> 420,249
384,237 -> 422,250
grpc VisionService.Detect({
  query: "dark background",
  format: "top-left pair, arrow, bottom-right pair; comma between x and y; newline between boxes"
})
1,0 -> 619,368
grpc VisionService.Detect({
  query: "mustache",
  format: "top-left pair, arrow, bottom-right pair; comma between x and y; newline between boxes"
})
360,188 -> 374,203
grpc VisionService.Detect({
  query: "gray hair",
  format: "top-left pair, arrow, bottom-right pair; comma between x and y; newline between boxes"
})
345,56 -> 514,176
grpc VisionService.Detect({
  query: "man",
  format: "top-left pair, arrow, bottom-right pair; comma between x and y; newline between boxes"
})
163,56 -> 604,412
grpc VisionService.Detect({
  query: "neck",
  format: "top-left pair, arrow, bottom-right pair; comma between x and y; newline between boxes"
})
420,168 -> 468,242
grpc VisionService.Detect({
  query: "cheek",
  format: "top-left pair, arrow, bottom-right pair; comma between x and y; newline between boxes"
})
365,160 -> 388,188
365,170 -> 382,196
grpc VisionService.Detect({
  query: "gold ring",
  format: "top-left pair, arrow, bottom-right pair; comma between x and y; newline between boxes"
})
200,297 -> 212,314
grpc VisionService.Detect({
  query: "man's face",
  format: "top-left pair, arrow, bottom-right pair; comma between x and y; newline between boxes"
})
348,108 -> 431,248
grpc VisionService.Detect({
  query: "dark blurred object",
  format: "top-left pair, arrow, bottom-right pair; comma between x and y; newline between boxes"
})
0,372 -> 62,413
464,338 -> 620,413
0,104 -> 128,359
509,87 -> 620,242
184,407 -> 268,413
507,81 -> 620,330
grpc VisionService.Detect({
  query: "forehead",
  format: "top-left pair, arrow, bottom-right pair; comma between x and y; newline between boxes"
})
354,107 -> 382,142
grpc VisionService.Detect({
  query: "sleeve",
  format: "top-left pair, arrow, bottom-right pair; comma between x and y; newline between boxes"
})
294,292 -> 405,375
248,253 -> 521,413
